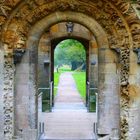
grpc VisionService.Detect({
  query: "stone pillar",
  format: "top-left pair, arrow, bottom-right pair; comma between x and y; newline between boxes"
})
128,49 -> 140,140
89,40 -> 98,87
38,34 -> 51,111
14,51 -> 30,135
14,40 -> 38,137
88,39 -> 98,112
120,48 -> 130,140
98,48 -> 120,135
29,41 -> 38,129
0,49 -> 4,140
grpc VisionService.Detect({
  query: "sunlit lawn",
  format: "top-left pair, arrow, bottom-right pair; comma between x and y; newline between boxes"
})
54,72 -> 60,96
54,66 -> 86,100
72,72 -> 86,99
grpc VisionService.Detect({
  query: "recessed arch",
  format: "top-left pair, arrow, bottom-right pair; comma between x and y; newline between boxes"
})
27,11 -> 108,49
24,11 -> 119,135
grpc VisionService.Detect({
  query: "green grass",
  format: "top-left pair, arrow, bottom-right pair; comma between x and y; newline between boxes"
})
58,66 -> 71,72
72,72 -> 86,99
54,72 -> 61,96
54,66 -> 86,100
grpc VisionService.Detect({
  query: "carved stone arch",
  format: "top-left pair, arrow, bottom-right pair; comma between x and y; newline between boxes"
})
1,0 -> 132,50
49,32 -> 91,42
0,0 -> 140,139
13,11 -> 119,138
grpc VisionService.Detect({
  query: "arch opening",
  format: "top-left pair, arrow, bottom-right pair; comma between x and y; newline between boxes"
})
4,11 -> 120,139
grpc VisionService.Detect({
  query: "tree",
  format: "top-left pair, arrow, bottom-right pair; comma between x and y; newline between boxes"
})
54,39 -> 86,70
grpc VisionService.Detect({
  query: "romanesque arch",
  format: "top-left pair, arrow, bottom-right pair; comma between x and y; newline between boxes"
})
0,0 -> 140,139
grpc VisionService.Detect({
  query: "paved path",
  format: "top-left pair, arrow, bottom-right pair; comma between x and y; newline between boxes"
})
39,72 -> 96,140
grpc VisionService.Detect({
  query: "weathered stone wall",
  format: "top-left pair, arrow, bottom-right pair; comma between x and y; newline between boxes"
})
0,49 -> 4,140
89,39 -> 98,87
3,59 -> 14,140
128,49 -> 140,140
14,52 -> 30,135
0,0 -> 140,139
98,47 -> 120,135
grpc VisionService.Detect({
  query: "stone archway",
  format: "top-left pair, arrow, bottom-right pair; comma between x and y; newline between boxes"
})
50,37 -> 89,107
6,11 -> 119,139
0,0 -> 140,140
27,11 -> 118,137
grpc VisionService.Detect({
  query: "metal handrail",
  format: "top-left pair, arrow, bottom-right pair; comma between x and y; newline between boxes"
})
38,122 -> 45,139
50,81 -> 53,111
38,84 -> 53,112
38,87 -> 50,90
38,92 -> 43,98
87,81 -> 98,135
38,87 -> 50,98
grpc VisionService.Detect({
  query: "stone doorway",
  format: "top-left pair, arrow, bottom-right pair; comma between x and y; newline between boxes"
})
8,12 -> 119,139
37,25 -> 98,139
51,37 -> 90,109
35,20 -> 119,139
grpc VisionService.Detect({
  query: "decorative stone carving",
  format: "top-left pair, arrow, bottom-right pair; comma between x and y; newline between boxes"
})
133,48 -> 140,64
120,47 -> 130,139
0,16 -> 6,26
13,49 -> 25,64
3,30 -> 19,45
0,1 -> 11,17
3,59 -> 14,140
120,48 -> 130,85
0,15 -> 6,32
120,85 -> 130,140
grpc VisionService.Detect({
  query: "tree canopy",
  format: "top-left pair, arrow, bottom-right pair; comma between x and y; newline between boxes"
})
54,39 -> 86,70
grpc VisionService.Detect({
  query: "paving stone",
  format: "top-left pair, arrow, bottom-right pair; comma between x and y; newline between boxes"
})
39,72 -> 97,139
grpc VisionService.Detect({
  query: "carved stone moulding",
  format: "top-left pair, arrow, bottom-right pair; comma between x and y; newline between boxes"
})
133,47 -> 140,64
13,49 -> 25,64
120,85 -> 130,140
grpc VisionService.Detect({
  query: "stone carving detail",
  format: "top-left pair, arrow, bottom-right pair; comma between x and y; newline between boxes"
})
120,47 -> 130,140
120,48 -> 130,86
120,85 -> 130,140
131,24 -> 140,51
3,59 -> 14,140
133,48 -> 140,64
13,49 -> 25,64
0,0 -> 11,17
0,15 -> 6,24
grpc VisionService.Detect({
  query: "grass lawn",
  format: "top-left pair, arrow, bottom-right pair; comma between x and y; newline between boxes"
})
54,66 -> 86,100
54,72 -> 61,96
72,72 -> 86,99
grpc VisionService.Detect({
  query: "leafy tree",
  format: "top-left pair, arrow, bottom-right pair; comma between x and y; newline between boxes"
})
54,39 -> 86,70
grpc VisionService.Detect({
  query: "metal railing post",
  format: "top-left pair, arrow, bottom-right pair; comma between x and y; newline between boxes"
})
50,81 -> 53,112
